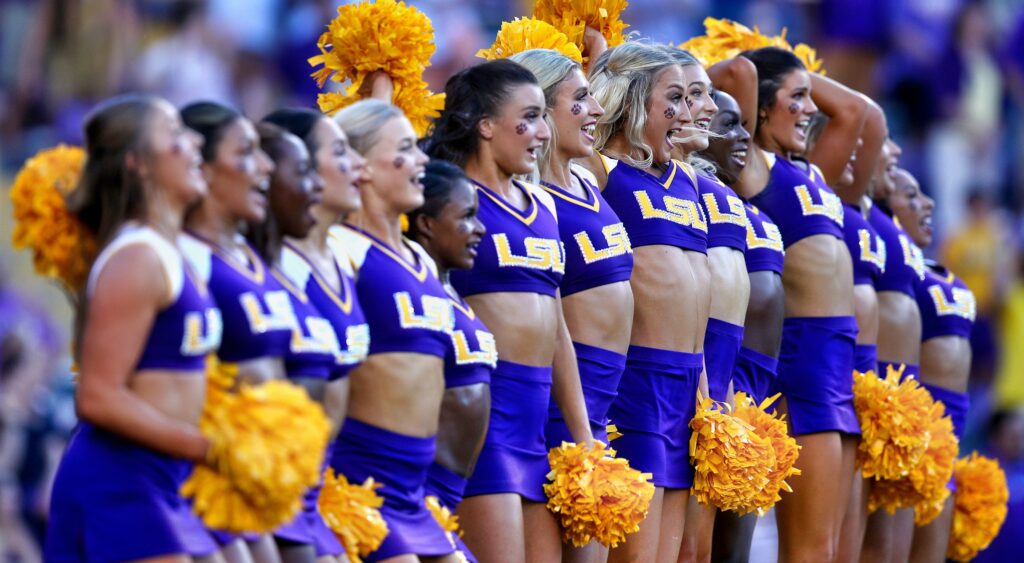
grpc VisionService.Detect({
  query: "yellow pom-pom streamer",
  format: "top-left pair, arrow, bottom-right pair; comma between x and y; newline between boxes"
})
308,0 -> 444,136
10,145 -> 95,295
319,468 -> 389,563
425,495 -> 462,553
732,392 -> 801,515
534,0 -> 630,51
679,17 -> 825,75
476,17 -> 583,63
606,423 -> 622,441
947,453 -> 1009,561
545,441 -> 655,548
853,366 -> 933,480
182,358 -> 331,533
689,394 -> 775,514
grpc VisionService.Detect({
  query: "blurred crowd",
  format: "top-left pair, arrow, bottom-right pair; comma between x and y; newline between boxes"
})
2,0 -> 1024,559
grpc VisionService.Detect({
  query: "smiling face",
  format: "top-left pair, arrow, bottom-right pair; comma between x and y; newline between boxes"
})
759,69 -> 818,155
419,179 -> 486,271
549,69 -> 604,161
201,117 -> 275,223
269,134 -> 323,239
362,116 -> 429,214
680,64 -> 718,152
837,137 -> 864,189
872,138 -> 902,199
888,167 -> 934,247
311,118 -> 365,215
481,83 -> 550,175
644,64 -> 691,165
143,100 -> 206,206
701,91 -> 750,185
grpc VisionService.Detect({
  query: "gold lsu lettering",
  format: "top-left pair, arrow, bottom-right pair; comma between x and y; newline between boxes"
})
181,308 -> 223,355
899,235 -> 927,279
452,329 -> 498,368
746,219 -> 784,252
634,191 -> 708,232
928,286 -> 977,320
494,233 -> 566,273
574,223 -> 632,264
702,193 -> 747,227
857,229 -> 887,271
239,290 -> 297,334
395,292 -> 454,332
338,324 -> 370,365
290,316 -> 339,354
795,185 -> 844,226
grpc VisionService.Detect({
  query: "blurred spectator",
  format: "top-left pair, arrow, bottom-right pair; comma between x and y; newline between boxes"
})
972,409 -> 1024,562
994,262 -> 1024,408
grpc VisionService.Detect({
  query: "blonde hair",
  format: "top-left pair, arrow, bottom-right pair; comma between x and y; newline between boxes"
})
510,49 -> 583,178
588,42 -> 678,169
333,99 -> 405,155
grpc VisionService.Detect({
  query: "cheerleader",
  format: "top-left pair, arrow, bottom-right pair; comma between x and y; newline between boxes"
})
423,59 -> 594,563
711,48 -> 868,561
575,43 -> 709,563
406,160 -> 496,562
329,100 -> 459,562
886,169 -> 968,563
179,102 -> 288,563
45,95 -> 222,561
697,87 -> 786,563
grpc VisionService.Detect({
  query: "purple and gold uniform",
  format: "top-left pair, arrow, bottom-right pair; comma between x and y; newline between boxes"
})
868,202 -> 927,381
601,156 -> 707,489
751,154 -> 859,436
46,225 -> 223,562
329,224 -> 456,561
916,262 -> 975,444
843,200 -> 887,374
450,179 -> 566,502
696,170 -> 749,402
539,168 -> 633,446
733,202 -> 785,402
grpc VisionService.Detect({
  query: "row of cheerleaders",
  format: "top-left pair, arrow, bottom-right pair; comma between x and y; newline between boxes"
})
9,1 -> 1010,563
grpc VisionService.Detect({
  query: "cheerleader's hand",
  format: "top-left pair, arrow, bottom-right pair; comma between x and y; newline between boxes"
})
359,71 -> 395,102
583,26 -> 608,69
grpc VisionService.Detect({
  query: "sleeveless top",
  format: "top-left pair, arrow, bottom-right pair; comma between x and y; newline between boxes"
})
696,172 -> 748,251
538,168 -> 633,297
916,262 -> 976,341
280,243 -> 369,379
331,225 -> 454,358
867,202 -> 926,297
743,202 -> 785,274
600,155 -> 708,253
842,201 -> 887,286
445,293 -> 498,388
88,224 -> 222,372
179,233 -> 296,363
749,153 -> 844,247
271,266 -> 343,381
449,180 -> 566,298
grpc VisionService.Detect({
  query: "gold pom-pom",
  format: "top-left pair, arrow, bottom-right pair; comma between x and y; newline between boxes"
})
732,392 -> 801,515
9,145 -> 95,294
853,366 -> 934,480
182,359 -> 332,533
544,441 -> 655,548
534,0 -> 630,50
792,43 -> 824,74
308,0 -> 444,136
476,17 -> 583,63
319,468 -> 389,563
606,423 -> 622,441
947,453 -> 1009,561
426,495 -> 461,550
689,394 -> 776,514
679,17 -> 824,75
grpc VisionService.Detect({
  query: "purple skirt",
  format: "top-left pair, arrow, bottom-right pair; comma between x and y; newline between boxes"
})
854,344 -> 878,374
606,346 -> 702,489
921,382 -> 969,492
732,346 -> 779,404
546,342 -> 627,446
424,463 -> 477,563
704,318 -> 744,401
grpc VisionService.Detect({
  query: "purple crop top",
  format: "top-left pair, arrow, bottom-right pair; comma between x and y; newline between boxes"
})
917,262 -> 976,342
842,202 -> 886,286
743,202 -> 785,274
179,233 -> 296,363
600,156 -> 708,253
867,203 -> 926,297
449,180 -> 566,298
331,225 -> 453,359
539,169 -> 633,297
697,172 -> 748,251
749,154 -> 844,247
88,225 -> 222,372
269,267 -> 344,381
445,294 -> 497,389
280,244 -> 369,380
